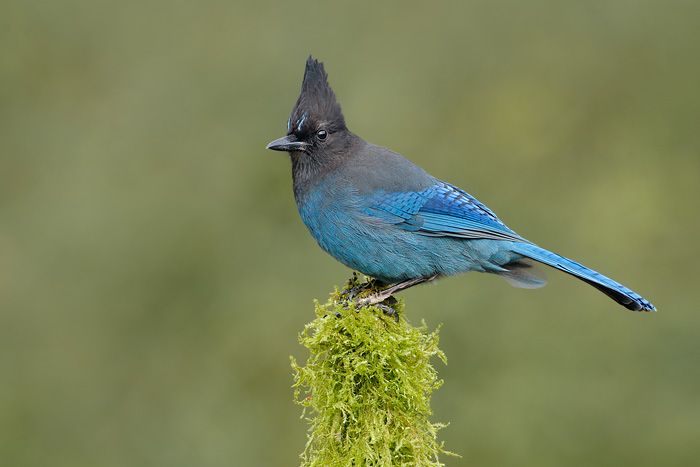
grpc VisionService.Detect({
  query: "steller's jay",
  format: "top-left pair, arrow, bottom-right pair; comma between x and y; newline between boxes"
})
267,56 -> 655,312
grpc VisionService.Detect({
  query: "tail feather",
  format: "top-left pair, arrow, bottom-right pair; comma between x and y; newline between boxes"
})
499,258 -> 548,289
509,243 -> 656,311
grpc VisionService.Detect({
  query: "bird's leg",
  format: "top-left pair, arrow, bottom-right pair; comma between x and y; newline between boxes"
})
356,275 -> 438,307
340,273 -> 388,301
339,274 -> 437,322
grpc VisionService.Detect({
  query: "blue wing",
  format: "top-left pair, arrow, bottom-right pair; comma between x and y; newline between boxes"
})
362,181 -> 656,311
364,181 -> 529,243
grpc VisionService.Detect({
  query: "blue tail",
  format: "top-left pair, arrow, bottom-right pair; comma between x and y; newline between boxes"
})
509,243 -> 656,311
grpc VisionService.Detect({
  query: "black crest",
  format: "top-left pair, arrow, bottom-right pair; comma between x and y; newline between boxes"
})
287,56 -> 346,136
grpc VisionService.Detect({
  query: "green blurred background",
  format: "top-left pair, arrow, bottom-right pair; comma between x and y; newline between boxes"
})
2,1 -> 699,465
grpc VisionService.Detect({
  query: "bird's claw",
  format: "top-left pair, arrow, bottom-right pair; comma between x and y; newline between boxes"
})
374,296 -> 400,322
339,274 -> 386,301
339,289 -> 401,322
323,310 -> 345,319
337,274 -> 438,322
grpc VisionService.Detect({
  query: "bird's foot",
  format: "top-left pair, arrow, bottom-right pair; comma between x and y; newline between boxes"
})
374,296 -> 400,322
339,295 -> 399,321
340,275 -> 438,322
351,288 -> 402,322
337,276 -> 400,321
339,273 -> 387,301
355,275 -> 438,307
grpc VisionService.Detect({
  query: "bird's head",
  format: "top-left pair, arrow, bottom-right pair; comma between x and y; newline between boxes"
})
266,56 -> 348,157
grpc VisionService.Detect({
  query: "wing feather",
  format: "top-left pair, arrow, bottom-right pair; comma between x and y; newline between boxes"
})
364,181 -> 529,243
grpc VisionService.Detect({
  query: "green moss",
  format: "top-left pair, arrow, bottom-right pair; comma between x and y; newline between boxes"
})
291,279 -> 455,466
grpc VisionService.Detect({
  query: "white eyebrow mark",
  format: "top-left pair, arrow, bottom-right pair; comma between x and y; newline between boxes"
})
296,111 -> 308,132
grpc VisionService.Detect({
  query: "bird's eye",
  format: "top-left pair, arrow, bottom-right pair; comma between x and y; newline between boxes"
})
317,129 -> 328,141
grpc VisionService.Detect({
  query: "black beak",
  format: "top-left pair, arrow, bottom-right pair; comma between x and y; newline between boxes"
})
266,134 -> 309,152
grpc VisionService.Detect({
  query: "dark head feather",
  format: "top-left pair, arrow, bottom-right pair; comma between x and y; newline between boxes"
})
287,56 -> 346,137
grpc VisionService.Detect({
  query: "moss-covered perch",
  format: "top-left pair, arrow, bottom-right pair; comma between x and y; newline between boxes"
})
291,276 -> 455,466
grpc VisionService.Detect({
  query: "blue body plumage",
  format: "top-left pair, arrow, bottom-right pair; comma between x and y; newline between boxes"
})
267,56 -> 655,312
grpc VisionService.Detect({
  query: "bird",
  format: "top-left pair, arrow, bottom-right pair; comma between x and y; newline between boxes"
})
266,56 -> 655,312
